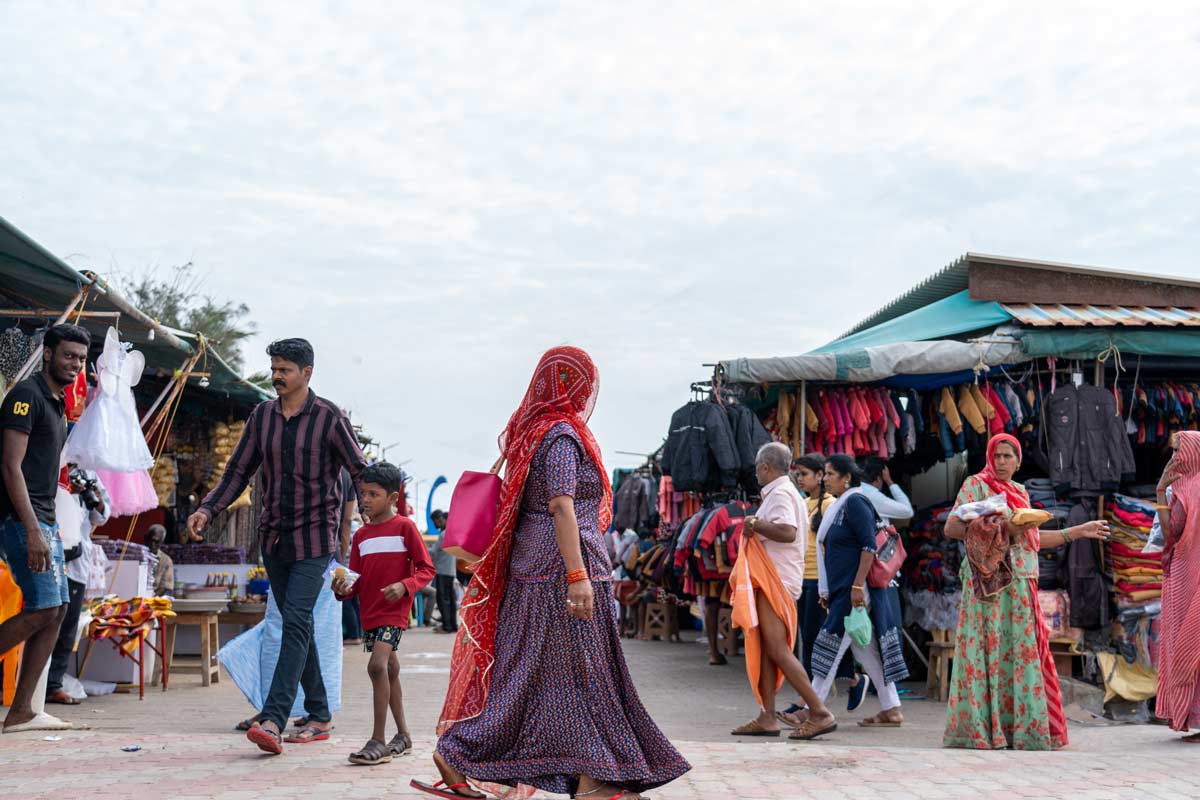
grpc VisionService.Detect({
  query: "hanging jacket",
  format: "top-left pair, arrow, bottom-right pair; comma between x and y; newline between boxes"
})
1046,384 -> 1137,495
662,401 -> 740,492
1066,500 -> 1109,629
726,403 -> 772,488
983,385 -> 1012,432
613,473 -> 652,531
957,384 -> 987,434
939,388 -> 964,435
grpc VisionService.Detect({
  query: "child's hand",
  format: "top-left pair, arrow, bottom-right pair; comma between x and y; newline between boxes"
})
331,576 -> 350,596
382,582 -> 408,602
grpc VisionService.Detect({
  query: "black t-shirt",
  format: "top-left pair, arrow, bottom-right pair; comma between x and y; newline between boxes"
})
0,374 -> 68,525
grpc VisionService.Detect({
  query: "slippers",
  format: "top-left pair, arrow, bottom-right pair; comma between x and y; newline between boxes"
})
731,720 -> 781,737
284,724 -> 333,743
247,725 -> 283,755
410,779 -> 485,799
46,690 -> 81,706
3,712 -> 74,734
235,717 -> 261,732
858,714 -> 903,728
776,709 -> 809,729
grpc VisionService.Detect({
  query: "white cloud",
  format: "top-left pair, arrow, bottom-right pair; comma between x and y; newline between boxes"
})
2,1 -> 1199,504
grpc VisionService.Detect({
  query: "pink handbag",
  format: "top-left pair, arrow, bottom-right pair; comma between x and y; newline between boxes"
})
441,456 -> 504,564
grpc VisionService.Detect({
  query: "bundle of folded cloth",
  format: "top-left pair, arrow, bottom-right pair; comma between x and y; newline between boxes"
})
1107,539 -> 1163,610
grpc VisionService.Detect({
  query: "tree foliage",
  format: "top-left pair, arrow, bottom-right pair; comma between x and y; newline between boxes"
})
121,263 -> 258,373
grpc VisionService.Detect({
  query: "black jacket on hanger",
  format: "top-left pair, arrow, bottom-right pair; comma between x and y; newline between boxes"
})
726,403 -> 772,489
662,401 -> 739,492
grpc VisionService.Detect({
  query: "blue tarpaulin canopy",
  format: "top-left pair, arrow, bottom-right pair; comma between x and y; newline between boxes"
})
812,291 -> 1011,354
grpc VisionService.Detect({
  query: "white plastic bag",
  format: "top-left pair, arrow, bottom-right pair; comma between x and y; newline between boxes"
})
952,494 -> 1009,522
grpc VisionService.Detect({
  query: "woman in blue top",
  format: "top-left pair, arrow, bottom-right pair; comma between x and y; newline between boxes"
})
808,455 -> 908,729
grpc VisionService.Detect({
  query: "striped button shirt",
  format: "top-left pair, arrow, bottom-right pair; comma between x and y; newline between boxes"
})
200,390 -> 367,561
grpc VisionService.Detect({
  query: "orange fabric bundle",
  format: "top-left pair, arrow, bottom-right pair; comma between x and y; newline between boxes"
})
729,533 -> 796,710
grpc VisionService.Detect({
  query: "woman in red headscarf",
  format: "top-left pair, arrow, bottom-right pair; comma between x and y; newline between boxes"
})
413,348 -> 689,800
1155,431 -> 1200,741
941,434 -> 1108,751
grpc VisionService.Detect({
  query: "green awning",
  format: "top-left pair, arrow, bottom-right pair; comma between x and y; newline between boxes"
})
812,290 -> 1012,354
1017,328 -> 1200,359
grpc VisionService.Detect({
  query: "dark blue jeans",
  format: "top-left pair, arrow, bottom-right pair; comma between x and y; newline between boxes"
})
260,551 -> 331,730
342,595 -> 363,641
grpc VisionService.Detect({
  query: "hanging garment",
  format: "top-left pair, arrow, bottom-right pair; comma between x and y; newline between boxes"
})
726,403 -> 772,487
957,385 -> 987,435
1046,384 -> 1137,495
661,401 -> 739,492
64,328 -> 155,473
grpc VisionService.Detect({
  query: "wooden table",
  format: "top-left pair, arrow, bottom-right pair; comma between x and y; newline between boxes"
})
159,611 -> 222,687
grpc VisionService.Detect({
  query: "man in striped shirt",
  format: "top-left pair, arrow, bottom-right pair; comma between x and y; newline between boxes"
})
187,338 -> 366,755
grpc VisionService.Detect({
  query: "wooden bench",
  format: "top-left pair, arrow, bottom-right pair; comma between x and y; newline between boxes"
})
926,629 -> 956,702
157,611 -> 221,687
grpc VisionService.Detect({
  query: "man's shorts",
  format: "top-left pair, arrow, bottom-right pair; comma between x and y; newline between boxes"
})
1,516 -> 68,611
363,625 -> 404,653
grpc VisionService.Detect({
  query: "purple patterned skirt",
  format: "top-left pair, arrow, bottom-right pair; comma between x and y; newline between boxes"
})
438,575 -> 690,794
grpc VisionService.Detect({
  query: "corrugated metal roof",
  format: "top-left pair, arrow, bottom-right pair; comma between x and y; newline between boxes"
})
838,252 -> 1200,340
1003,303 -> 1200,327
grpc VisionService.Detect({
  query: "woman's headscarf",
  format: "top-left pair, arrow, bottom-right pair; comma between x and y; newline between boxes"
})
1161,431 -> 1200,563
437,346 -> 612,735
976,433 -> 1035,547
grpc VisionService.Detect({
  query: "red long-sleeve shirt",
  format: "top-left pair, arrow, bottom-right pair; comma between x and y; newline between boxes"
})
338,515 -> 435,629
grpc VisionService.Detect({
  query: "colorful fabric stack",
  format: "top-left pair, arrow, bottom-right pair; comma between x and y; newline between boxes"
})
902,508 -> 963,631
1107,541 -> 1164,610
88,596 -> 175,655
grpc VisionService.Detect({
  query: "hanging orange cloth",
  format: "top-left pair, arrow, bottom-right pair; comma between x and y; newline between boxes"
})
729,533 -> 797,710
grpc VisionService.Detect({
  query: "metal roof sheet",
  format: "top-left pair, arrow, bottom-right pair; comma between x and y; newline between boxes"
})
1003,303 -> 1200,327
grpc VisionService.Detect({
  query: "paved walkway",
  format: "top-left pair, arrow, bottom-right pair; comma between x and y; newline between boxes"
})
3,626 -> 1198,799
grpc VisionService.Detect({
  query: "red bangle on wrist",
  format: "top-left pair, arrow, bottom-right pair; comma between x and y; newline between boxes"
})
566,569 -> 589,584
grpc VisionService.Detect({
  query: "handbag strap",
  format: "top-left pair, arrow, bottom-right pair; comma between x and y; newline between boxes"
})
490,454 -> 505,475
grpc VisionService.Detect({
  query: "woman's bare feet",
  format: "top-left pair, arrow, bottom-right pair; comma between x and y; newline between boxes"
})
576,776 -> 644,800
431,751 -> 485,798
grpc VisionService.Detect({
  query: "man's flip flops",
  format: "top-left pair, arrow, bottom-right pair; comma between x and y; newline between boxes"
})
3,712 -> 74,734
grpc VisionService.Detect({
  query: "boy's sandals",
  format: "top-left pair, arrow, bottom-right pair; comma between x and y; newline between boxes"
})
730,719 -> 780,737
858,711 -> 904,728
349,738 -> 393,766
389,732 -> 413,756
285,723 -> 334,743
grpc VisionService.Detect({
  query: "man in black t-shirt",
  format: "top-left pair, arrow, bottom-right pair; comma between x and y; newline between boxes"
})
0,323 -> 90,733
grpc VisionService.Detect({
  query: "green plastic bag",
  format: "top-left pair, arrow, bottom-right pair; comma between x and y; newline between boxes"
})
844,606 -> 873,648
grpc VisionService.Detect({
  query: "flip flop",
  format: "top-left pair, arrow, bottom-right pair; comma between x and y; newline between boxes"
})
410,779 -> 486,799
731,720 -> 781,737
858,715 -> 903,728
246,725 -> 283,755
46,690 -> 81,706
3,712 -> 74,734
776,709 -> 809,729
235,717 -> 261,732
284,724 -> 334,743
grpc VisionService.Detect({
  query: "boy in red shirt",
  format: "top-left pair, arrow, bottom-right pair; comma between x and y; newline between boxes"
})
332,462 -> 435,765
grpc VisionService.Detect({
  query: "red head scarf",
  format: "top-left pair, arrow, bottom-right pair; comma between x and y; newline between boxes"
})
1162,431 -> 1200,563
437,346 -> 612,735
978,433 -> 1036,547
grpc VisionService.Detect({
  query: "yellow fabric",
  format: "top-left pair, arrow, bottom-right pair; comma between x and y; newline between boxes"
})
777,391 -> 793,442
969,384 -> 996,426
1097,651 -> 1158,703
730,533 -> 797,711
940,388 -> 964,435
956,385 -> 987,434
805,401 -> 820,434
803,495 -> 833,580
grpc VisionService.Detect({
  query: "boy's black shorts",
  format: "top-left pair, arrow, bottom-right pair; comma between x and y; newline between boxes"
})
363,625 -> 404,653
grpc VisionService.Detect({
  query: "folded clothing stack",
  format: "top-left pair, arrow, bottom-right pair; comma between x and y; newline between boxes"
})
1107,540 -> 1163,610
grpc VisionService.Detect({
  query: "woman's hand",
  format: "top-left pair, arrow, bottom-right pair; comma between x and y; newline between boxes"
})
1071,520 -> 1110,541
819,595 -> 829,611
850,586 -> 867,608
567,580 -> 594,621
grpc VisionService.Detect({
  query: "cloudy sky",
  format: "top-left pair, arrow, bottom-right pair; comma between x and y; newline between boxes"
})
3,3 -> 1198,514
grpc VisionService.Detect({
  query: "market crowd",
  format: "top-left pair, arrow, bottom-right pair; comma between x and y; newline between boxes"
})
3,327 -> 1200,800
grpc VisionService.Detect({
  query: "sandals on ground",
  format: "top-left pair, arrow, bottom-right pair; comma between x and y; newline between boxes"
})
789,715 -> 838,741
349,738 -> 393,766
246,725 -> 283,755
409,780 -> 486,799
730,719 -> 781,737
388,732 -> 413,756
284,723 -> 334,743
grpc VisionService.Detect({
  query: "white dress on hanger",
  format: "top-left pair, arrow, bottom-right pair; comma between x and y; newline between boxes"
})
64,328 -> 158,517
